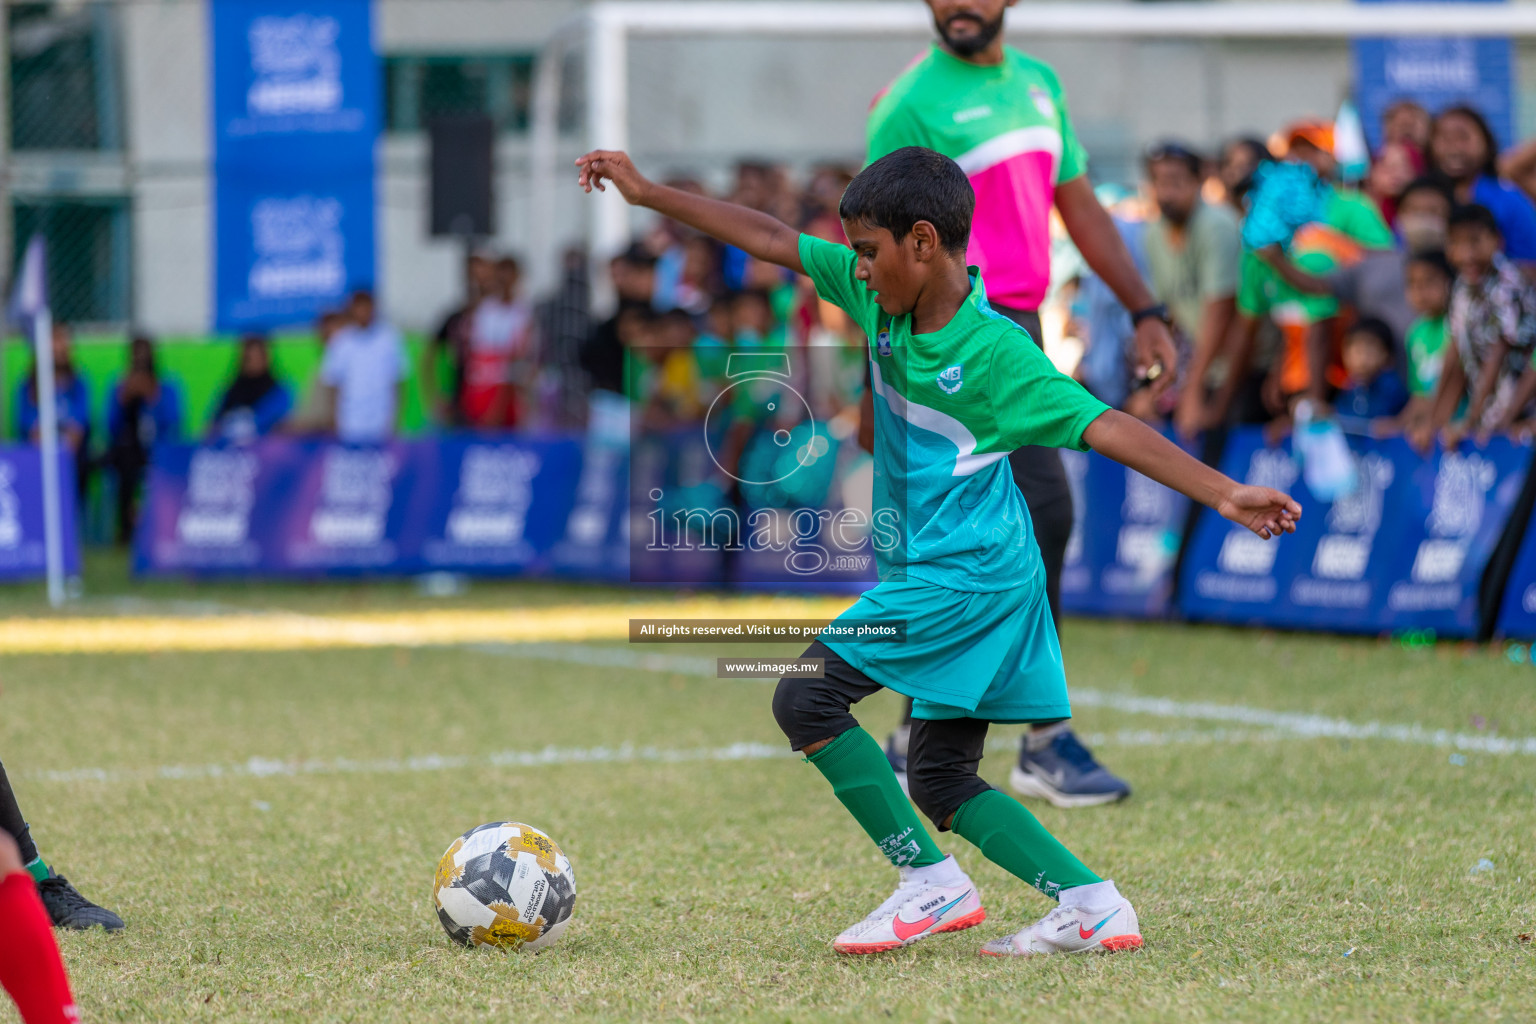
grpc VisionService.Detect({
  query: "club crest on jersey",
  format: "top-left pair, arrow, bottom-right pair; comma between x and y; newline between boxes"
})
1029,86 -> 1056,119
937,364 -> 964,394
876,331 -> 892,357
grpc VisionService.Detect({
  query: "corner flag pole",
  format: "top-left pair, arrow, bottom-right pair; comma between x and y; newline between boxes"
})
9,236 -> 64,607
32,305 -> 64,608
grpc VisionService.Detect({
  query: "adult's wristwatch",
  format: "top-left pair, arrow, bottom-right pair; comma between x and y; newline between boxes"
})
1130,302 -> 1172,328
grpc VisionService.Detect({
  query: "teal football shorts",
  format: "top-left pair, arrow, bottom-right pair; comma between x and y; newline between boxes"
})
821,576 -> 1072,723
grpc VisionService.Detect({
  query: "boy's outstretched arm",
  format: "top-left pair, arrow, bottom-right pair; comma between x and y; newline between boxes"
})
1082,410 -> 1302,540
577,150 -> 804,274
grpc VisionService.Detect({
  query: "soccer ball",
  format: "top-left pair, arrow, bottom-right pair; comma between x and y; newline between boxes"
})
433,821 -> 577,951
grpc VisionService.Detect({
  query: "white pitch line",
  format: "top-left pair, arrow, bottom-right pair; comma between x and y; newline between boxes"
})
478,642 -> 1536,758
24,729 -> 1286,787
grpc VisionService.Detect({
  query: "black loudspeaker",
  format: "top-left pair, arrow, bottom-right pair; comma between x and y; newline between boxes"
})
429,113 -> 495,237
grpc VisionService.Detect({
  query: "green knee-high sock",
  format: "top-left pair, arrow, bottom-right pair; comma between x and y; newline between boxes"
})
951,789 -> 1101,898
807,728 -> 946,868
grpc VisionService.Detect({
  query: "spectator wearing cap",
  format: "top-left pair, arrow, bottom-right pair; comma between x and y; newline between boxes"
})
1139,140 -> 1241,437
1428,105 -> 1536,266
1222,119 -> 1399,423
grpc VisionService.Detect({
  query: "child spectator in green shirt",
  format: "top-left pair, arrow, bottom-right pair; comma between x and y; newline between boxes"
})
1397,251 -> 1453,435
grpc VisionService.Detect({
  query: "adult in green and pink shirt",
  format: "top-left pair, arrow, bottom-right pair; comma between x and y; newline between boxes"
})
865,2 -> 1176,378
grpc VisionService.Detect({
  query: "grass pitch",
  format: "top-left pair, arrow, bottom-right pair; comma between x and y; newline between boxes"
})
1,557 -> 1534,1022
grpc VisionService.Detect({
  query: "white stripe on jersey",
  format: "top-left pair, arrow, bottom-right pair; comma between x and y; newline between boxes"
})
869,360 -> 1007,478
952,125 -> 1062,180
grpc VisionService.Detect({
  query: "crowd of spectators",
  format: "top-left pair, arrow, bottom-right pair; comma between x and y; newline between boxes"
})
18,97 -> 1536,543
554,98 -> 1536,478
11,286 -> 412,543
1075,101 -> 1536,459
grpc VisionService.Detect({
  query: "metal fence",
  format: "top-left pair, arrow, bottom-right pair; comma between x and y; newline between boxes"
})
4,0 -> 129,324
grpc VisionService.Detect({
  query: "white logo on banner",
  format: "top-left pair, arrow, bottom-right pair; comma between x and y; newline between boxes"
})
446,447 -> 541,547
1386,38 -> 1477,92
1427,453 -> 1497,539
247,15 -> 342,117
1407,453 -> 1497,585
1111,469 -> 1177,589
311,449 -> 396,547
1217,530 -> 1280,576
248,196 -> 344,300
0,464 -> 21,550
1122,470 -> 1174,525
1311,453 -> 1394,582
177,449 -> 259,546
1390,452 -> 1500,610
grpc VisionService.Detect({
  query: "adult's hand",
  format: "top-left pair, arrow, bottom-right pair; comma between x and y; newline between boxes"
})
1132,317 -> 1179,399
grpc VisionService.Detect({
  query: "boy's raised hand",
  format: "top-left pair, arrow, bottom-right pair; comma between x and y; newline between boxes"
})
573,149 -> 806,276
576,150 -> 651,204
1217,485 -> 1302,540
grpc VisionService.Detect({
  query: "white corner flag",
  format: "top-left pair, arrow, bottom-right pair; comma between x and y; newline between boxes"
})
6,235 -> 66,607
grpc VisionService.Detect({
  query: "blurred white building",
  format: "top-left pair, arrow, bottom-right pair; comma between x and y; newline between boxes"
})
4,0 -> 1536,334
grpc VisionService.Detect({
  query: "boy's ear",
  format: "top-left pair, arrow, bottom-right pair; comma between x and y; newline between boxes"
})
909,220 -> 942,263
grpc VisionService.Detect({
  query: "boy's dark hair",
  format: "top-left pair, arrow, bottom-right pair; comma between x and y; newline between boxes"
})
1346,317 -> 1396,354
1399,176 -> 1453,209
839,147 -> 974,254
1448,203 -> 1500,236
1407,249 -> 1454,280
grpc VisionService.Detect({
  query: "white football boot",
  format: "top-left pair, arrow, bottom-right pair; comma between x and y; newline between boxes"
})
832,855 -> 986,954
979,884 -> 1141,957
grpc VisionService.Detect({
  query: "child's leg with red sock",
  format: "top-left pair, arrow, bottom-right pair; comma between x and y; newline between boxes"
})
0,853 -> 78,1024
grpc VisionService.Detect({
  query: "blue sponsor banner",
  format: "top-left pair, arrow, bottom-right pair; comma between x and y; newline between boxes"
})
1059,439 -> 1193,619
1179,428 -> 1530,637
1353,0 -> 1514,152
134,436 -> 590,577
209,0 -> 378,331
214,179 -> 373,331
0,446 -> 81,580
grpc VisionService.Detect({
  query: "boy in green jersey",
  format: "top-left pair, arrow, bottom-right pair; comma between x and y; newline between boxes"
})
1401,250 -> 1454,430
577,146 -> 1302,957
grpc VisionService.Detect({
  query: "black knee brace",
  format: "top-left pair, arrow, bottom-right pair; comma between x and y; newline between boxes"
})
771,641 -> 882,750
906,718 -> 994,830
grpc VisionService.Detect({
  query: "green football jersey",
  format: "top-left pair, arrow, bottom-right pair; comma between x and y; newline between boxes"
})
798,234 -> 1110,592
